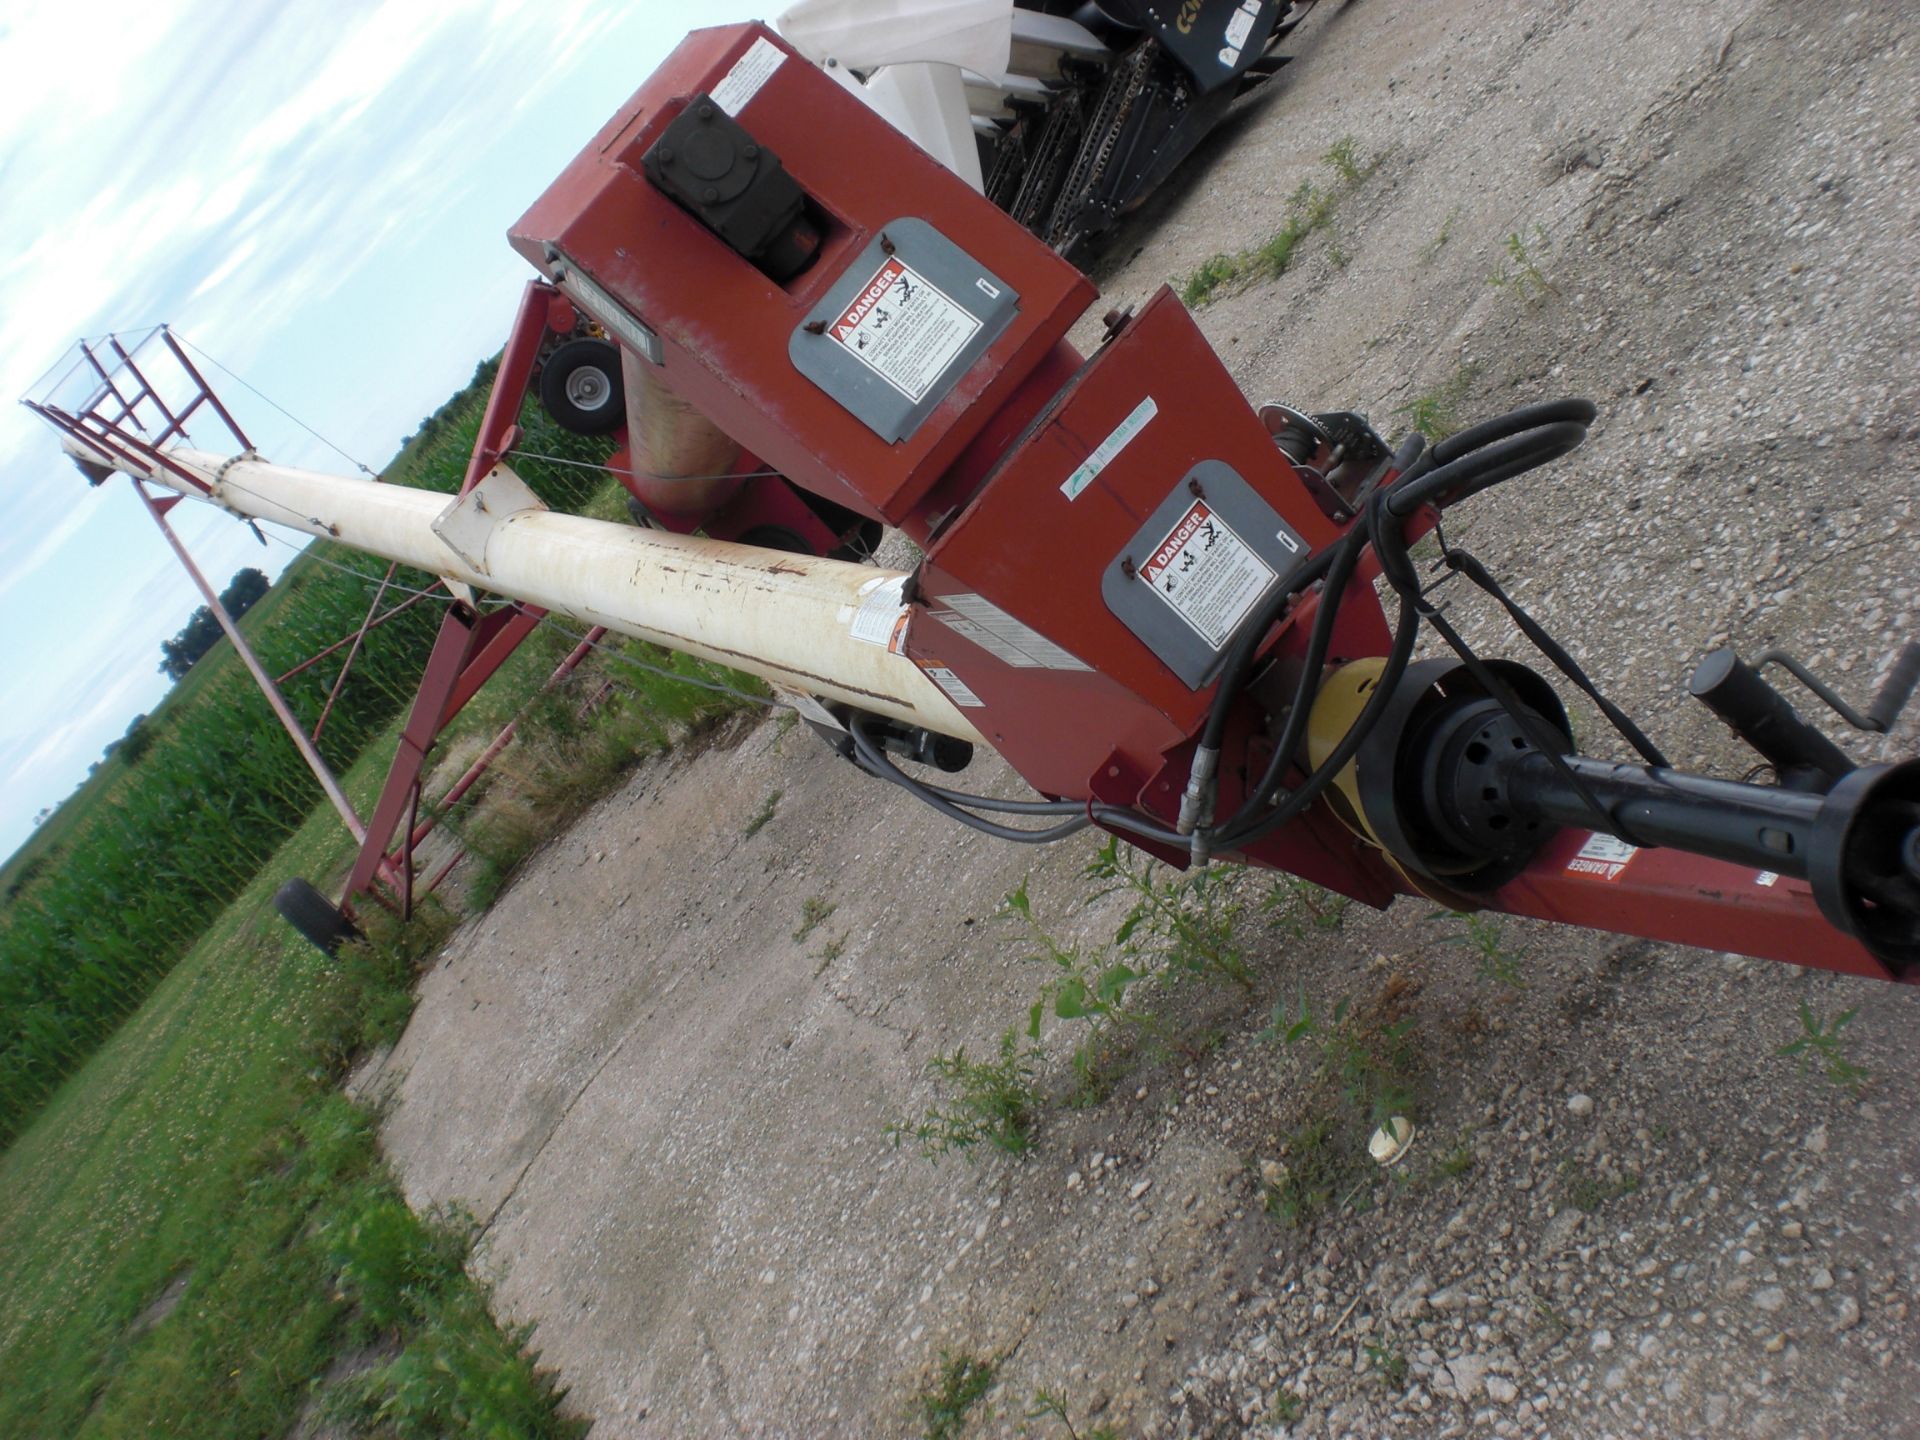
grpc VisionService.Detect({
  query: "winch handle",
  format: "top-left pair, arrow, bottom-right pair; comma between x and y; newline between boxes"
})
1867,641 -> 1920,735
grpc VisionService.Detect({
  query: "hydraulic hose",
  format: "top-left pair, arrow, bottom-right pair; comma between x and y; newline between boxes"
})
847,714 -> 1091,843
1387,417 -> 1591,517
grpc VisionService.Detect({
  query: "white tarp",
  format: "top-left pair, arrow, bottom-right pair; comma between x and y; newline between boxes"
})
776,0 -> 1016,192
775,0 -> 1014,77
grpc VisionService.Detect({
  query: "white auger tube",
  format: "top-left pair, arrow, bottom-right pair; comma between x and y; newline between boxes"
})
67,438 -> 983,745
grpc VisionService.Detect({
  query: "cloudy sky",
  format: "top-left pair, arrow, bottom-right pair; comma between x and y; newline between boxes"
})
0,0 -> 768,861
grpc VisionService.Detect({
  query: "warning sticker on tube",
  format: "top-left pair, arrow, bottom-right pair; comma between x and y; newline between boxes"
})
1140,500 -> 1276,650
848,575 -> 909,652
1565,832 -> 1638,881
830,257 -> 982,403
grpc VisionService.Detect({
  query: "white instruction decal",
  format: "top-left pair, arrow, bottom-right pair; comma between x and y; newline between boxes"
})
1140,500 -> 1276,650
1755,870 -> 1780,887
848,575 -> 909,652
830,257 -> 981,403
1566,832 -> 1638,882
711,36 -> 785,116
935,593 -> 1091,671
922,665 -> 986,708
1062,396 -> 1157,500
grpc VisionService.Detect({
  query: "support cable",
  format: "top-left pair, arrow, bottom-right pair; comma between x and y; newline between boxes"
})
171,333 -> 383,479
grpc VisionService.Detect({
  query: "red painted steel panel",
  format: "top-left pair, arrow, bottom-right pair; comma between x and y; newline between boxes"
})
1494,829 -> 1900,981
908,292 -> 1341,785
509,23 -> 1096,528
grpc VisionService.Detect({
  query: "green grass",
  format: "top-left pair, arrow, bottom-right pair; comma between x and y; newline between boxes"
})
0,728 -> 584,1437
0,356 -> 772,1436
0,471 -> 709,1434
1178,139 -> 1377,306
890,1030 -> 1043,1160
912,1350 -> 997,1440
1395,361 -> 1482,442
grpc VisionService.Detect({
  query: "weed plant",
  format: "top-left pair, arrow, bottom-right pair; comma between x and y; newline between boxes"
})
1558,1158 -> 1642,1213
1002,878 -> 1146,1107
1489,225 -> 1557,299
1365,1336 -> 1409,1388
1321,136 -> 1379,186
1430,909 -> 1526,987
913,1351 -> 997,1440
1028,1387 -> 1120,1439
1180,139 -> 1377,305
1420,205 -> 1465,262
1395,361 -> 1481,442
1085,838 -> 1253,988
793,895 -> 837,943
744,788 -> 783,837
1264,876 -> 1351,939
890,1030 -> 1043,1159
1778,1000 -> 1869,1092
1259,979 -> 1426,1227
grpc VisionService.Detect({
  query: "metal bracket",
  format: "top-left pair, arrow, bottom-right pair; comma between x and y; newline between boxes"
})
432,464 -> 548,576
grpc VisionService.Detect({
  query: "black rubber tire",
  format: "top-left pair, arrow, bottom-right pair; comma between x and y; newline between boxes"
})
273,876 -> 360,957
538,338 -> 626,434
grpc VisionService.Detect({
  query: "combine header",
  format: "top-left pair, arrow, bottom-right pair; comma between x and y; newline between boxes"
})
29,23 -> 1920,982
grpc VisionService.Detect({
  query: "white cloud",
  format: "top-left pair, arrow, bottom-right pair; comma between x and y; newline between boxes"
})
0,0 -> 771,855
0,490 -> 102,603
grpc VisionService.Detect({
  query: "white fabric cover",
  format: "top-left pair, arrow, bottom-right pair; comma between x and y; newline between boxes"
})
776,0 -> 1014,77
777,0 -> 1012,191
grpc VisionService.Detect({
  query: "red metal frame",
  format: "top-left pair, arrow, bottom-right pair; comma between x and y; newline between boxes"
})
274,588 -> 440,684
338,282 -> 574,912
1494,831 -> 1893,981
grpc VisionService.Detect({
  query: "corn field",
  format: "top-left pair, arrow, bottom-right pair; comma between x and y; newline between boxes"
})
0,390 -> 618,1143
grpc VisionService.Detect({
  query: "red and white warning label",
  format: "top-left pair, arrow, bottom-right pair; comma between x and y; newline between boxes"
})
1565,831 -> 1638,881
1140,500 -> 1276,650
830,257 -> 981,403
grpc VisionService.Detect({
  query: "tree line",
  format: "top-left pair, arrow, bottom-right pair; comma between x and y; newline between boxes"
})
158,567 -> 271,680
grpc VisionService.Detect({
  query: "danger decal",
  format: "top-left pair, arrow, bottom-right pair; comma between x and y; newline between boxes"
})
831,257 -> 981,403
1140,500 -> 1276,650
1565,831 -> 1638,882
